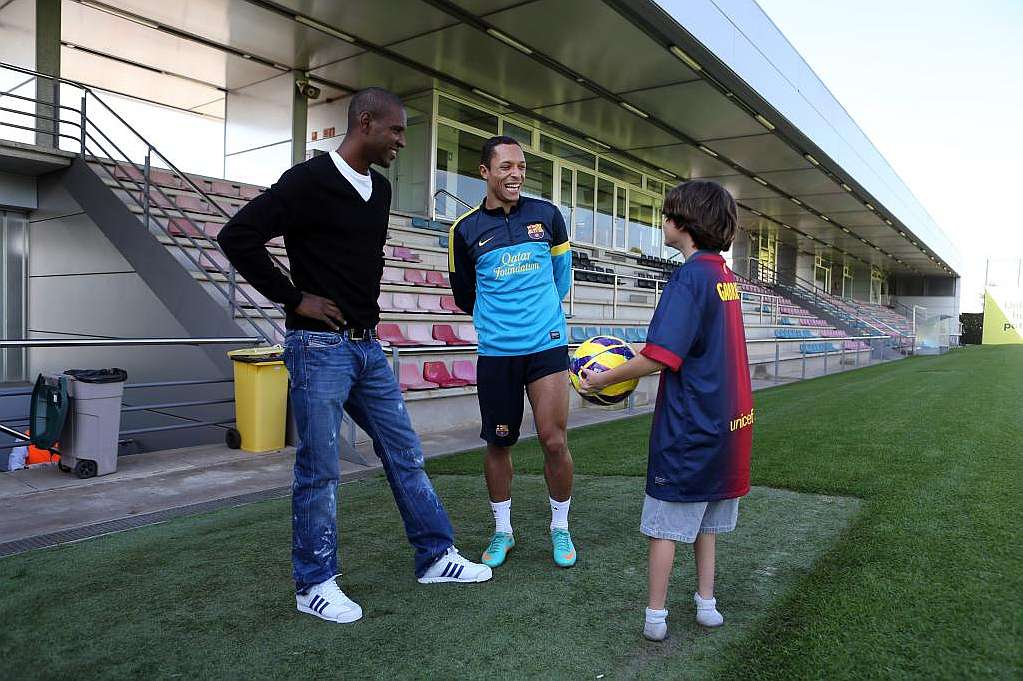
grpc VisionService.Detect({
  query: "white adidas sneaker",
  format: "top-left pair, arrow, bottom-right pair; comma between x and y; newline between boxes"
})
694,592 -> 724,627
417,546 -> 493,584
296,578 -> 363,623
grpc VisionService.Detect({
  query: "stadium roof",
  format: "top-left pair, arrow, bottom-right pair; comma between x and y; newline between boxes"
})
50,0 -> 960,276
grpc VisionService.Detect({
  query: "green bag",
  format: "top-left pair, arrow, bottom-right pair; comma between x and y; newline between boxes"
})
28,373 -> 70,451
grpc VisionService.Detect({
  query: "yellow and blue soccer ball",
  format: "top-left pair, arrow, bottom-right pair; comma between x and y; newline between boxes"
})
569,335 -> 639,406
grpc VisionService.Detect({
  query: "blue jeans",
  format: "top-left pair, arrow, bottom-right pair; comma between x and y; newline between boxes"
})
283,330 -> 454,591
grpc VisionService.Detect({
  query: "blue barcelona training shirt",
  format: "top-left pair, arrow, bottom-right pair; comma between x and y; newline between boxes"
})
447,197 -> 572,356
640,251 -> 754,502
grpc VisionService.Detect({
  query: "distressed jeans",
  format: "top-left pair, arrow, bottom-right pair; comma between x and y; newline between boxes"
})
283,330 -> 455,591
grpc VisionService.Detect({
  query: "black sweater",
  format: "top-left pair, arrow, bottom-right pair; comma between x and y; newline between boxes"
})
217,154 -> 392,331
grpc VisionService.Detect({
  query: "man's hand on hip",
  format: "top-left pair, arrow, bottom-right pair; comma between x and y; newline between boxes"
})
295,293 -> 345,330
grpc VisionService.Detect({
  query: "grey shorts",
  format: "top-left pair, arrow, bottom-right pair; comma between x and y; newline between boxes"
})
640,494 -> 739,543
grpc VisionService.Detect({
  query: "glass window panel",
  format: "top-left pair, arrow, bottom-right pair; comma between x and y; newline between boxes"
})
437,96 -> 498,134
522,151 -> 553,201
646,178 -> 664,196
628,193 -> 660,256
599,158 -> 642,186
614,187 -> 627,250
502,120 -> 533,147
559,168 -> 573,237
595,178 -> 614,248
574,171 -> 595,244
540,134 -> 595,168
434,124 -> 488,219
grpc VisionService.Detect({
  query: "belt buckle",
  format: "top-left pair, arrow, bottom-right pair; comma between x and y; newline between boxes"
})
346,328 -> 373,341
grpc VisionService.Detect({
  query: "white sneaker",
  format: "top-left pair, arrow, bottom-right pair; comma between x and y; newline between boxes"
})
643,608 -> 668,642
296,578 -> 363,623
417,546 -> 493,584
694,592 -> 724,627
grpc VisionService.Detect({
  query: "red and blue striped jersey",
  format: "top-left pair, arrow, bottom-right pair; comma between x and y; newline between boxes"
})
640,251 -> 753,502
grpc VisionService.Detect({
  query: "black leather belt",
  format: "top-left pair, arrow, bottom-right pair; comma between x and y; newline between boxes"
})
342,327 -> 376,341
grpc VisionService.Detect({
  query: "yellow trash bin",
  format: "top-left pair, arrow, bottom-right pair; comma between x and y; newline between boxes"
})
227,345 -> 288,452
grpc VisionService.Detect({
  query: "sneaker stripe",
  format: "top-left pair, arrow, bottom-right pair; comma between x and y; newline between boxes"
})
309,595 -> 321,611
443,562 -> 454,578
317,600 -> 329,614
453,564 -> 464,579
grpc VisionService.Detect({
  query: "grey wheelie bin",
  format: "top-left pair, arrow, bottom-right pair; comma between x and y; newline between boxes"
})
57,368 -> 128,479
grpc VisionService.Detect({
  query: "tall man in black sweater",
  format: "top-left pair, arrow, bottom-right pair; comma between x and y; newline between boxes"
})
219,88 -> 491,624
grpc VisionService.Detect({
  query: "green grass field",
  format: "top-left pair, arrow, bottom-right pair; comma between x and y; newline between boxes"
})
2,346 -> 1021,679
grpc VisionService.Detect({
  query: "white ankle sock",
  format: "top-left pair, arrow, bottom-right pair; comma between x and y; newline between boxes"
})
549,496 -> 571,530
491,499 -> 512,534
645,607 -> 667,623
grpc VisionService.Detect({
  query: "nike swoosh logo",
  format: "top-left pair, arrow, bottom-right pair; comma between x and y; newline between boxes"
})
479,236 -> 496,247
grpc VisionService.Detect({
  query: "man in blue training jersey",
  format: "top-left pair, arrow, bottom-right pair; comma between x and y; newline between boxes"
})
448,136 -> 577,569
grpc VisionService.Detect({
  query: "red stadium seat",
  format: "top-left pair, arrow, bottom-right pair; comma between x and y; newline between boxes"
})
377,323 -> 418,346
452,360 -> 477,385
424,361 -> 469,388
433,324 -> 472,346
441,296 -> 461,313
406,324 -> 445,346
391,246 -> 421,262
404,269 -> 431,286
426,271 -> 450,287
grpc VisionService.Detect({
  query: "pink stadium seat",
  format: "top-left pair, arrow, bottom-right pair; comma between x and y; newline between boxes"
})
419,294 -> 445,313
391,292 -> 418,312
404,269 -> 431,286
146,188 -> 174,208
406,324 -> 444,346
382,267 -> 405,284
426,271 -> 450,287
113,164 -> 144,182
377,323 -> 418,347
456,323 -> 478,344
441,296 -> 461,313
424,361 -> 469,388
377,292 -> 399,312
391,246 -> 421,262
399,363 -> 438,391
150,168 -> 179,188
198,249 -> 230,272
239,185 -> 262,200
433,324 -> 472,346
452,360 -> 477,385
167,218 -> 203,237
211,180 -> 240,197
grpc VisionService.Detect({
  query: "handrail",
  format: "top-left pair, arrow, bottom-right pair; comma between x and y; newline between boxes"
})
433,188 -> 475,211
0,60 -> 289,343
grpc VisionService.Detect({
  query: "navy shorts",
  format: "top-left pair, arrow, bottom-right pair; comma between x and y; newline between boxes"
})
476,346 -> 569,446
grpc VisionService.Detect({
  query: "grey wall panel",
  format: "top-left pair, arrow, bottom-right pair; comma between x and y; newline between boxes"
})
0,0 -> 34,70
29,212 -> 132,276
223,140 -> 292,187
0,171 -> 36,210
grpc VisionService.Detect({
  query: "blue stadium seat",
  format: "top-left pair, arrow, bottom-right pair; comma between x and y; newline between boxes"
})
637,327 -> 648,342
625,327 -> 643,343
584,326 -> 600,338
570,326 -> 588,343
612,327 -> 628,340
598,326 -> 614,337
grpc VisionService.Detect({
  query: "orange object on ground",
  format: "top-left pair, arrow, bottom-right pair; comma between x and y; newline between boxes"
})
23,430 -> 59,464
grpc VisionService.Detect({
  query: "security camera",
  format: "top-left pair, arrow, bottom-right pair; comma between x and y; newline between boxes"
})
295,79 -> 321,100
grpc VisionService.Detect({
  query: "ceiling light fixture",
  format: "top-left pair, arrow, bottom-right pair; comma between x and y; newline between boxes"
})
472,88 -> 510,107
865,203 -> 875,211
486,28 -> 534,55
585,137 -> 611,150
295,14 -> 355,42
697,145 -> 718,157
752,176 -> 768,186
81,1 -> 160,30
659,168 -> 677,179
754,114 -> 775,131
804,153 -> 821,166
790,197 -> 803,206
620,101 -> 649,118
840,183 -> 852,192
669,45 -> 702,71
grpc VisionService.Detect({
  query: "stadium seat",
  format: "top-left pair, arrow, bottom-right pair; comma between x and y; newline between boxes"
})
377,323 -> 418,347
391,292 -> 418,312
391,246 -> 421,262
612,327 -> 629,340
175,194 -> 207,212
440,296 -> 461,313
426,271 -> 450,287
598,326 -> 614,337
570,327 -> 588,343
456,323 -> 478,344
584,326 -> 599,338
406,324 -> 445,346
452,360 -> 477,385
625,327 -> 643,343
637,327 -> 648,341
424,361 -> 470,388
399,363 -> 438,391
433,324 -> 473,345
211,179 -> 240,197
418,294 -> 445,313
239,185 -> 262,200
382,266 -> 405,284
404,269 -> 431,286
378,292 -> 399,312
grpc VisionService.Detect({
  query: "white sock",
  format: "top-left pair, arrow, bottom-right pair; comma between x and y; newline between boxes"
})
550,496 -> 571,531
491,499 -> 512,534
645,607 -> 667,623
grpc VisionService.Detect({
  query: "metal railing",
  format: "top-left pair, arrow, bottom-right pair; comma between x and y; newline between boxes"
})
0,61 -> 286,343
0,336 -> 261,454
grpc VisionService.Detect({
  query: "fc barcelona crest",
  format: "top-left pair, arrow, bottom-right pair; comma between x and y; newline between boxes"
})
526,222 -> 545,239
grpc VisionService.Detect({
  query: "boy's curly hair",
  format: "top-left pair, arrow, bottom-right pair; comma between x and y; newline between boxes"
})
662,180 -> 738,252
